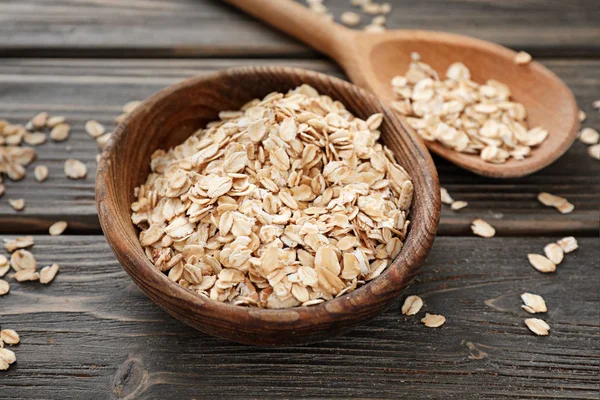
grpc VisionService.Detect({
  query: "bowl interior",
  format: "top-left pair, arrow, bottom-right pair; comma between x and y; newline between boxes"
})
96,66 -> 440,345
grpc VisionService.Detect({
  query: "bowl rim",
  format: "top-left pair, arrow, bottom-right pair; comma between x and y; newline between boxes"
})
96,66 -> 440,332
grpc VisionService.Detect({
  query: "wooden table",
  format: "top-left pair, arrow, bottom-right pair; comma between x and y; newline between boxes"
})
1,1 -> 599,398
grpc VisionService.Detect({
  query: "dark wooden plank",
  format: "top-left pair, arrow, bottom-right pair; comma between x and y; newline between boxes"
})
0,236 -> 598,399
0,58 -> 598,235
0,0 -> 599,57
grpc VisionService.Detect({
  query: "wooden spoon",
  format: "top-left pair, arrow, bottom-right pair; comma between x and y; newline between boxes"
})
224,0 -> 580,178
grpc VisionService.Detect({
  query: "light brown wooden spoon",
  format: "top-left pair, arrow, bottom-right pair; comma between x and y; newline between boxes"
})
225,0 -> 580,178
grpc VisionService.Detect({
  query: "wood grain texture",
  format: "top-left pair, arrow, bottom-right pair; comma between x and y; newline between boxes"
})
0,0 -> 599,58
0,235 -> 598,399
0,58 -> 598,235
96,66 -> 440,345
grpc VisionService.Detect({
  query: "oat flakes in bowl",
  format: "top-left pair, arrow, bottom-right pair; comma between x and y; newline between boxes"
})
96,67 -> 439,345
133,84 -> 416,308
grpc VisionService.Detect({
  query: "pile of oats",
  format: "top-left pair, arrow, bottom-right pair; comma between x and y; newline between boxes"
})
390,52 -> 548,163
132,84 -> 413,308
0,112 -> 90,204
0,236 -> 61,299
0,119 -> 38,200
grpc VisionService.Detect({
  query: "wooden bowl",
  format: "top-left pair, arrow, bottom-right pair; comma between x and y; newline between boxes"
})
96,66 -> 440,345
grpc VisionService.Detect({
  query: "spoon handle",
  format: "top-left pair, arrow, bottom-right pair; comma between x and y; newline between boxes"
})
223,0 -> 351,59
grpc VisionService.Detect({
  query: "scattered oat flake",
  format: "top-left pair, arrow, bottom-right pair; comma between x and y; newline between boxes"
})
537,192 -> 570,213
31,112 -> 48,129
10,249 -> 36,271
4,236 -> 34,253
543,243 -> 564,265
50,123 -> 70,142
578,110 -> 586,122
47,116 -> 66,128
123,100 -> 141,114
40,263 -> 59,284
0,348 -> 16,365
13,269 -> 40,282
525,318 -> 550,336
514,51 -> 532,65
364,24 -> 385,33
593,99 -> 600,110
34,165 -> 49,182
23,132 -> 47,146
0,329 -> 19,345
372,15 -> 386,26
362,2 -> 382,14
589,144 -> 600,161
85,120 -> 105,138
401,295 -> 423,316
0,279 -> 9,296
96,132 -> 112,149
0,256 -> 8,277
440,187 -> 454,205
471,219 -> 495,238
49,221 -> 68,236
557,236 -> 578,253
8,198 -> 25,211
521,293 -> 547,314
556,201 -> 575,214
451,200 -> 468,211
64,159 -> 87,179
340,11 -> 360,26
115,113 -> 128,124
579,128 -> 599,145
421,313 -> 446,328
528,253 -> 556,273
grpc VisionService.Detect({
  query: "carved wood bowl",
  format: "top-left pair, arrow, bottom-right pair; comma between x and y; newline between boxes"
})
96,66 -> 440,345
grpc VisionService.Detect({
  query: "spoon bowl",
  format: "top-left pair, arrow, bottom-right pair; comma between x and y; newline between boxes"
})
225,0 -> 580,178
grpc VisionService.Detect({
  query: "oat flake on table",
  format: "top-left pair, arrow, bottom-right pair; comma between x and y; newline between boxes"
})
10,249 -> 37,271
0,280 -> 9,296
131,84 -> 413,309
557,236 -> 578,253
34,165 -> 49,182
521,292 -> 547,314
528,253 -> 556,273
49,221 -> 68,236
0,329 -> 20,345
471,218 -> 495,238
421,313 -> 446,328
525,318 -> 550,336
64,159 -> 87,179
401,295 -> 423,316
543,243 -> 563,265
4,236 -> 34,253
40,263 -> 59,284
